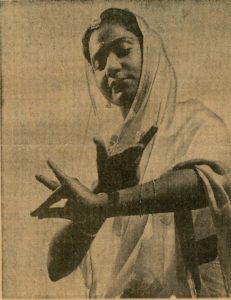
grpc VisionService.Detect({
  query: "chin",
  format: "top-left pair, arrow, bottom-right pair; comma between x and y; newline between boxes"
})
111,90 -> 135,108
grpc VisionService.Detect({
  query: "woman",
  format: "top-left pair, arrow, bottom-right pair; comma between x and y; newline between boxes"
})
31,8 -> 231,298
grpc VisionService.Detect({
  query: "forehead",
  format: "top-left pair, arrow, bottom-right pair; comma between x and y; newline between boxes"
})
88,23 -> 139,60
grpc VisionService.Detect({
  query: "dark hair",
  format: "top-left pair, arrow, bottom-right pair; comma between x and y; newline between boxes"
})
82,8 -> 143,64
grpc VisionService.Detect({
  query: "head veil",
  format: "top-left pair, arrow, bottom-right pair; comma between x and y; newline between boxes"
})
79,9 -> 231,298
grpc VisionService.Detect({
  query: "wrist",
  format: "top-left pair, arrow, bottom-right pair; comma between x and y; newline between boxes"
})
105,182 -> 156,217
107,185 -> 141,217
71,193 -> 108,236
83,193 -> 108,235
96,192 -> 109,218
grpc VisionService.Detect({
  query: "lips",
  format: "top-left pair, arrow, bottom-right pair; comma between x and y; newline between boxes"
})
109,78 -> 130,93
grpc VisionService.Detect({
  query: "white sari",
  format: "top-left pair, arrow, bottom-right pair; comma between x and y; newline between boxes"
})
79,13 -> 231,298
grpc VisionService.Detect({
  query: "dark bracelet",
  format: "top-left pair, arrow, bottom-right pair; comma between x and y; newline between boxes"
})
108,187 -> 140,216
107,182 -> 157,217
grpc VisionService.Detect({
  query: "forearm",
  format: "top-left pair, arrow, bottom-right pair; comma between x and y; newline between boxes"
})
105,168 -> 207,217
47,168 -> 207,280
47,222 -> 98,281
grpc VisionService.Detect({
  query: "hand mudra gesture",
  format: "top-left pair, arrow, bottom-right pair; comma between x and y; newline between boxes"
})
94,126 -> 157,193
31,160 -> 107,233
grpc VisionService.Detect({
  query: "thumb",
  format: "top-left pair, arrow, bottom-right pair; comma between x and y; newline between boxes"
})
138,126 -> 158,148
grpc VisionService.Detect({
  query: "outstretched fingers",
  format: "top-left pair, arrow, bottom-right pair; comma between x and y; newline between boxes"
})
30,185 -> 65,217
173,159 -> 226,175
47,160 -> 69,185
35,174 -> 59,191
138,126 -> 158,148
32,160 -> 87,221
37,207 -> 69,220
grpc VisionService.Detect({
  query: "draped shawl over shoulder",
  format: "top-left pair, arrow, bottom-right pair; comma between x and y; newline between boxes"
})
80,12 -> 231,298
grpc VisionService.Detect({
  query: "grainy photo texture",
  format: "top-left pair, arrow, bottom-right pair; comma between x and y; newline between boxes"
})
1,0 -> 231,298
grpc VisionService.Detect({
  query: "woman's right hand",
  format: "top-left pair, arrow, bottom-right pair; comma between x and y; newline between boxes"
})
31,161 -> 107,234
93,126 -> 157,193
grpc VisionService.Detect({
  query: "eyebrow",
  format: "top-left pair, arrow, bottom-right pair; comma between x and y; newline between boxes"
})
91,37 -> 134,65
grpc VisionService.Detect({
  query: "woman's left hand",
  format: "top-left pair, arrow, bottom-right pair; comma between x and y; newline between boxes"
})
94,126 -> 157,193
31,160 -> 107,233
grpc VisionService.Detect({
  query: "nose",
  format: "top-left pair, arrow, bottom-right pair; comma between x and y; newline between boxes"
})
105,52 -> 122,78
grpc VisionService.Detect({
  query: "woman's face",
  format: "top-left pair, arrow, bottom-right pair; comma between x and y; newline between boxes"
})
88,22 -> 142,109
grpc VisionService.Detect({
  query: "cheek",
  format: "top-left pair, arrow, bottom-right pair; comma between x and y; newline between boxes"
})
135,44 -> 142,72
127,52 -> 142,79
94,72 -> 111,97
134,54 -> 142,76
94,72 -> 104,90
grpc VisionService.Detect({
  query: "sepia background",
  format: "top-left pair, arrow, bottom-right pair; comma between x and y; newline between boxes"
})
2,0 -> 231,298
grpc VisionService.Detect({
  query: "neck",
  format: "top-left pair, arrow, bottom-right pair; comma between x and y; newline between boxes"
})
120,96 -> 134,119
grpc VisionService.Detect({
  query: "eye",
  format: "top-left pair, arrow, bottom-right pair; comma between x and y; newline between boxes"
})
114,44 -> 131,58
93,51 -> 107,71
93,59 -> 104,71
116,48 -> 131,58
